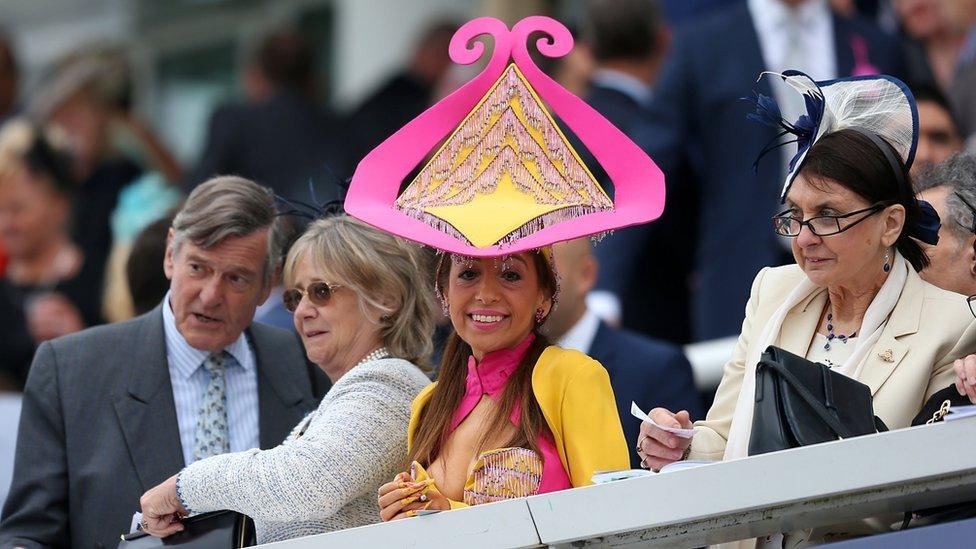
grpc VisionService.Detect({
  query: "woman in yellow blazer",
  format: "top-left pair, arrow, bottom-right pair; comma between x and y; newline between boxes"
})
377,250 -> 629,520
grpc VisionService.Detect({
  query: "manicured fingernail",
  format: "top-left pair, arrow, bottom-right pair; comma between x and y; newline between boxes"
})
406,510 -> 417,517
403,494 -> 421,505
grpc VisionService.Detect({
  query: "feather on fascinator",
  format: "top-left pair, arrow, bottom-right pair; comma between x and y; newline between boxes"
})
748,70 -> 919,201
344,16 -> 665,255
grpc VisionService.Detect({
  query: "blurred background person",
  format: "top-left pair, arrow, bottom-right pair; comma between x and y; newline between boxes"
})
0,119 -> 100,392
911,84 -> 964,174
29,49 -> 185,325
578,0 -> 698,345
916,153 -> 976,296
626,0 -> 906,342
545,238 -> 701,469
125,215 -> 175,317
943,0 -> 976,145
187,28 -> 352,198
31,55 -> 143,277
347,20 -> 457,161
0,30 -> 20,281
0,31 -> 19,127
893,0 -> 964,92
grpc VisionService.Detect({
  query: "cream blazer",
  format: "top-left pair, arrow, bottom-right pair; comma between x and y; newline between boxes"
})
690,265 -> 976,548
691,264 -> 976,461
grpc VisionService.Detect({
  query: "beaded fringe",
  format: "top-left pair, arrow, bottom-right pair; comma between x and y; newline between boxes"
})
397,206 -> 611,249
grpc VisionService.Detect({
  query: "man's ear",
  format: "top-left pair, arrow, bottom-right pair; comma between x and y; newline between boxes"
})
579,254 -> 599,294
163,228 -> 176,281
969,237 -> 976,277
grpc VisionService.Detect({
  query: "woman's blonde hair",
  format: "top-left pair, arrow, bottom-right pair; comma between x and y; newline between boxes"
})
283,215 -> 436,368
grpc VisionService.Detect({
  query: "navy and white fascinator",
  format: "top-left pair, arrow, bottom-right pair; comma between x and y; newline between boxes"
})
748,70 -> 919,202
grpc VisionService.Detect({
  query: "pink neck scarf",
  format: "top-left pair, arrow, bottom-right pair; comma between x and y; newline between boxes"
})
449,333 -> 572,493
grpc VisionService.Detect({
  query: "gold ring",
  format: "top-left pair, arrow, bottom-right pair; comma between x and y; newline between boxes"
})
636,434 -> 647,453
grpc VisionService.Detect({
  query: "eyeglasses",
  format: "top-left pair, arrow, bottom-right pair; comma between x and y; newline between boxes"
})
772,203 -> 890,237
283,282 -> 344,312
968,295 -> 976,319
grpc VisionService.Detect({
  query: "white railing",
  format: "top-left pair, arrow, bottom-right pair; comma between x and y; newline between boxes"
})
260,417 -> 976,548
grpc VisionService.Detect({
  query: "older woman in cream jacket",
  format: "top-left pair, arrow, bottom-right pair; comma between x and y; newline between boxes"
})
638,128 -> 975,547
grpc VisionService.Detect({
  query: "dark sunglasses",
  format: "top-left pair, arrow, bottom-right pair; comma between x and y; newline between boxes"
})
283,282 -> 344,312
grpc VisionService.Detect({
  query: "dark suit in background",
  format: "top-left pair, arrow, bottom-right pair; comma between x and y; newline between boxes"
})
347,72 -> 434,165
188,91 -> 352,198
600,3 -> 905,341
586,83 -> 697,345
588,321 -> 702,469
0,307 -> 321,549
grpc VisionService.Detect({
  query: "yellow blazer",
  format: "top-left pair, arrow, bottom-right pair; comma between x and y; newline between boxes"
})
692,264 -> 976,461
407,345 -> 629,489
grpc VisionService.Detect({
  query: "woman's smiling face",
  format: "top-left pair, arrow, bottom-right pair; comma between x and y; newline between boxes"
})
445,253 -> 551,359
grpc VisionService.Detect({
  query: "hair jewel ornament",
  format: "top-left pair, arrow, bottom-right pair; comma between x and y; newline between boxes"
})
344,16 -> 665,256
746,70 -> 918,202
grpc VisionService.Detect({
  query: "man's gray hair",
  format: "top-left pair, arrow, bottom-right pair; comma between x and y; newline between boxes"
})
915,153 -> 976,244
171,175 -> 283,284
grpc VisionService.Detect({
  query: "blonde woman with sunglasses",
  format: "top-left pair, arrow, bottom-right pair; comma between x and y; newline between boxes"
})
139,215 -> 435,543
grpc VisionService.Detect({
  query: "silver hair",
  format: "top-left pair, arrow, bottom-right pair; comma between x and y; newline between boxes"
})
915,153 -> 976,244
171,175 -> 283,284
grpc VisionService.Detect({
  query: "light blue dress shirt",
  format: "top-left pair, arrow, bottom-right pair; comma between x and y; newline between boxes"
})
162,292 -> 260,466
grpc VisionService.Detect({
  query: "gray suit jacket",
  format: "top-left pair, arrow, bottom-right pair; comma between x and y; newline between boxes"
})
0,305 -> 321,549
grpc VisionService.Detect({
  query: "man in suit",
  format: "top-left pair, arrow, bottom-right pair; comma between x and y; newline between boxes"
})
579,0 -> 698,345
598,0 -> 906,341
187,29 -> 351,197
546,238 -> 702,469
0,176 -> 322,548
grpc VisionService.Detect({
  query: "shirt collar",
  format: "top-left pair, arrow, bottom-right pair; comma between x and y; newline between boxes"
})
749,0 -> 829,35
556,309 -> 601,355
162,291 -> 253,379
464,332 -> 536,400
591,68 -> 652,106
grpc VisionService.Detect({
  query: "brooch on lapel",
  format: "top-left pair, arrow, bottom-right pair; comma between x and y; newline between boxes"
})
878,349 -> 894,363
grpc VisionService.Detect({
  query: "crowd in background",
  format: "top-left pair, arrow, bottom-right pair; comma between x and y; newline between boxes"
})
0,0 -> 975,546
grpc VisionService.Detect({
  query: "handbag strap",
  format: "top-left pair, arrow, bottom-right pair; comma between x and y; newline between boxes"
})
759,359 -> 858,439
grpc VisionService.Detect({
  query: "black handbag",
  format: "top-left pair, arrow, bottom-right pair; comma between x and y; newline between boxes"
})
117,511 -> 255,548
749,346 -> 887,456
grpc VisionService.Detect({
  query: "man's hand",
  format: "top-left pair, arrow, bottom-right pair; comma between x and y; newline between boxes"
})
26,293 -> 85,342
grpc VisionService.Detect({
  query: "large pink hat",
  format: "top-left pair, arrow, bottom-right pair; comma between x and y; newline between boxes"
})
345,16 -> 665,255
